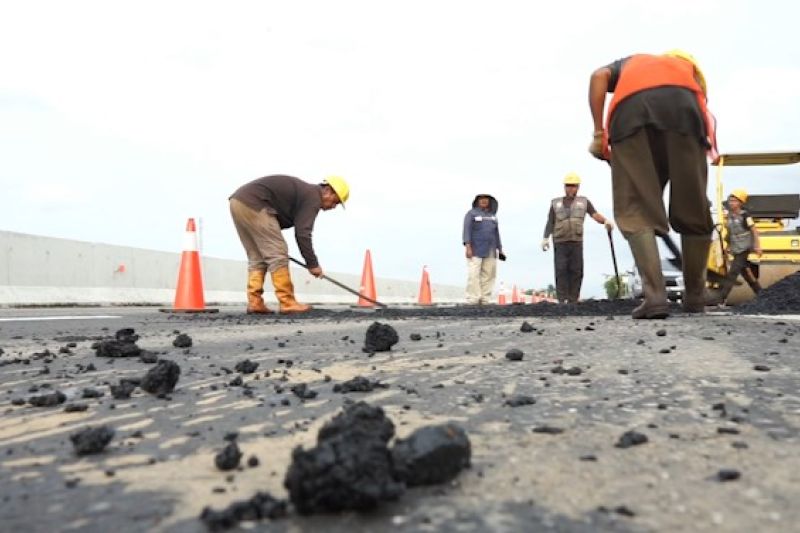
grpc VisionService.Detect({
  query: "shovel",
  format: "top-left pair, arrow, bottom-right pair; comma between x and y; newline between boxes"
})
607,228 -> 621,299
289,257 -> 388,308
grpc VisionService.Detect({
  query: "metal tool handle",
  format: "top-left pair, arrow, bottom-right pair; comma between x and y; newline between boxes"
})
607,228 -> 621,299
289,257 -> 388,308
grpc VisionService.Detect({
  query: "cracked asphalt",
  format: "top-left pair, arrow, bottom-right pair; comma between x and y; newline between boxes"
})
1,305 -> 798,532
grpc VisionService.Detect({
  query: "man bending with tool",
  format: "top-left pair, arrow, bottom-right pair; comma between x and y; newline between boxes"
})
229,175 -> 349,314
588,50 -> 716,319
541,173 -> 614,303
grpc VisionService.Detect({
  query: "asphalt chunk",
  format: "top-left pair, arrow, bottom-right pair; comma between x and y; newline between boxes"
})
215,441 -> 243,471
173,333 -> 192,348
70,426 -> 115,455
392,423 -> 471,486
362,322 -> 399,353
615,430 -> 648,448
505,349 -> 524,361
140,360 -> 181,395
200,491 -> 287,531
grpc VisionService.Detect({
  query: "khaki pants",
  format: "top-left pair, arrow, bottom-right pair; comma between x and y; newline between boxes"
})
611,127 -> 713,237
229,198 -> 288,273
465,256 -> 497,304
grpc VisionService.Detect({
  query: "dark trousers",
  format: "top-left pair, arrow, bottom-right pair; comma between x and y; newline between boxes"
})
554,242 -> 583,303
719,251 -> 761,300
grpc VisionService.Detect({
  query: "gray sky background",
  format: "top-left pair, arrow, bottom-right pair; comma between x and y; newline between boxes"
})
2,1 -> 799,298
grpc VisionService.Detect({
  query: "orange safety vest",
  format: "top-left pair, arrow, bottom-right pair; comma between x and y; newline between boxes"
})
603,54 -> 718,161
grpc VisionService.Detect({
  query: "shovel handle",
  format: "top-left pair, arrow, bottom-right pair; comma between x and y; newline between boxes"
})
289,257 -> 388,308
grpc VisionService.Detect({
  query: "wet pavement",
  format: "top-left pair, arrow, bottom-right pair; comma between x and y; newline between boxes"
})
0,305 -> 799,532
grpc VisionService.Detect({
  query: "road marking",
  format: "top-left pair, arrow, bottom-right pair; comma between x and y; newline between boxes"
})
0,315 -> 122,322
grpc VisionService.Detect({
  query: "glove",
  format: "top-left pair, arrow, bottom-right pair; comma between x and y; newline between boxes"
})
540,238 -> 550,252
498,252 -> 507,261
588,130 -> 605,160
604,220 -> 614,232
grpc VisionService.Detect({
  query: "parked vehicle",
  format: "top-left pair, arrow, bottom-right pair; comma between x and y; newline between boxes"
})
630,259 -> 684,302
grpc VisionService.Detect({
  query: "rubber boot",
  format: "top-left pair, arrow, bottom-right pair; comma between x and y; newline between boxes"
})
627,231 -> 669,319
271,266 -> 312,314
680,235 -> 710,313
246,270 -> 273,314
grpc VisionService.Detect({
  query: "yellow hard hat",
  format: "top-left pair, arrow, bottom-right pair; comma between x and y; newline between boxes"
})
663,49 -> 707,95
323,176 -> 349,205
729,188 -> 748,204
563,172 -> 581,185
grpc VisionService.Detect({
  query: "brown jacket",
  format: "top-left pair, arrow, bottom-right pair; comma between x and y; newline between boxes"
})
230,175 -> 322,267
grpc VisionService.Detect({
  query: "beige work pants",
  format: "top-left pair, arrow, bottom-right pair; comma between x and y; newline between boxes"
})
465,256 -> 497,304
229,198 -> 289,273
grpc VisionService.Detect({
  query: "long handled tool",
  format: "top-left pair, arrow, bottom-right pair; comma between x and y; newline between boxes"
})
289,257 -> 388,308
607,228 -> 621,299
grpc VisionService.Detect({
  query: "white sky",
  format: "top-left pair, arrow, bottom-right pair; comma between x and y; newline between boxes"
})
2,0 -> 799,297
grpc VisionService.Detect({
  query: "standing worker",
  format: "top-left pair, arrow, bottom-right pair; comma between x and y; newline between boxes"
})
709,189 -> 762,304
463,194 -> 505,304
541,173 -> 614,303
588,50 -> 716,318
229,175 -> 349,314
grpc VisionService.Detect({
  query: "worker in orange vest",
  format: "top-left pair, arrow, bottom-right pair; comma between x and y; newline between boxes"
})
588,50 -> 716,319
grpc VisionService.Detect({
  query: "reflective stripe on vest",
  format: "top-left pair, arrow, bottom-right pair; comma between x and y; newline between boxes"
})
604,54 -> 717,161
727,213 -> 753,254
552,196 -> 587,242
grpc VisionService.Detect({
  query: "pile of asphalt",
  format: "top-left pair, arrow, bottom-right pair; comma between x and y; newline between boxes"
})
176,299 -> 667,323
734,271 -> 800,315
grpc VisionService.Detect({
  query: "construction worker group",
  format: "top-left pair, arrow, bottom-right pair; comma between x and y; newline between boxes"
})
230,49 -> 729,320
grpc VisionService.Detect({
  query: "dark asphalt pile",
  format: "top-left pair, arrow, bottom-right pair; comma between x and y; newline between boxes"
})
734,271 -> 800,315
283,401 -> 471,516
284,401 -> 404,514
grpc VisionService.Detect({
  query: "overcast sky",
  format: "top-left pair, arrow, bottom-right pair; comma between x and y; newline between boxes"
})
2,1 -> 799,298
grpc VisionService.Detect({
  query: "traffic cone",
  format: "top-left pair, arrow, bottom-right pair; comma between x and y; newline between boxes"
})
498,282 -> 507,305
160,218 -> 218,313
357,249 -> 377,307
418,266 -> 432,305
511,285 -> 520,304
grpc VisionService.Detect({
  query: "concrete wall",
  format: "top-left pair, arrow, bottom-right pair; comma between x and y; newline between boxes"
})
0,230 -> 464,306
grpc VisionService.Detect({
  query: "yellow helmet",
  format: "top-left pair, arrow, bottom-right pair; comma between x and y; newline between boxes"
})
563,172 -> 581,185
323,176 -> 349,205
729,188 -> 748,204
663,49 -> 707,95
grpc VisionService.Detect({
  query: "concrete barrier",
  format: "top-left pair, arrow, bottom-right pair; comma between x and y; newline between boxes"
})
0,230 -> 464,306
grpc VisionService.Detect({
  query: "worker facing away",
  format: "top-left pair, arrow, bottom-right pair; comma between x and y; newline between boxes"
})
229,175 -> 349,314
709,189 -> 763,304
588,50 -> 716,319
463,194 -> 505,304
541,173 -> 614,303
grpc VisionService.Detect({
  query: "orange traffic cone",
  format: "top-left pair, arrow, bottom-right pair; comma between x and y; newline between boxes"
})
511,285 -> 520,304
160,218 -> 218,313
418,266 -> 432,305
498,282 -> 507,305
357,249 -> 377,307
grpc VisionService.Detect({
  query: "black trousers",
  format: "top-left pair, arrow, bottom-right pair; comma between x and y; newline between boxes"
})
719,251 -> 761,300
554,242 -> 583,303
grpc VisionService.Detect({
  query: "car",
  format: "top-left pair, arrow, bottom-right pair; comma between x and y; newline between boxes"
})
630,259 -> 684,302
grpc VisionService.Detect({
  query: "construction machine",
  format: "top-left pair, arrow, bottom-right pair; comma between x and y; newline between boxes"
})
708,151 -> 800,304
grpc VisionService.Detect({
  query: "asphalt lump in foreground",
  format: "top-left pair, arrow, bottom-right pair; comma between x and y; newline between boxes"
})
362,322 -> 399,353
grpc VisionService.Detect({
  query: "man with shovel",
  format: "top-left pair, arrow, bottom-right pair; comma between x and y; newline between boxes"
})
541,173 -> 614,303
588,50 -> 716,318
229,175 -> 349,314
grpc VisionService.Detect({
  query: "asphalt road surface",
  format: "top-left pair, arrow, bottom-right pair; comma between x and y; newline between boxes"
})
1,305 -> 798,532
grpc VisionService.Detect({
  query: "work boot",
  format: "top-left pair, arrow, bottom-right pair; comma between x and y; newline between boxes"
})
246,270 -> 273,314
627,231 -> 669,319
680,235 -> 711,313
271,266 -> 312,314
